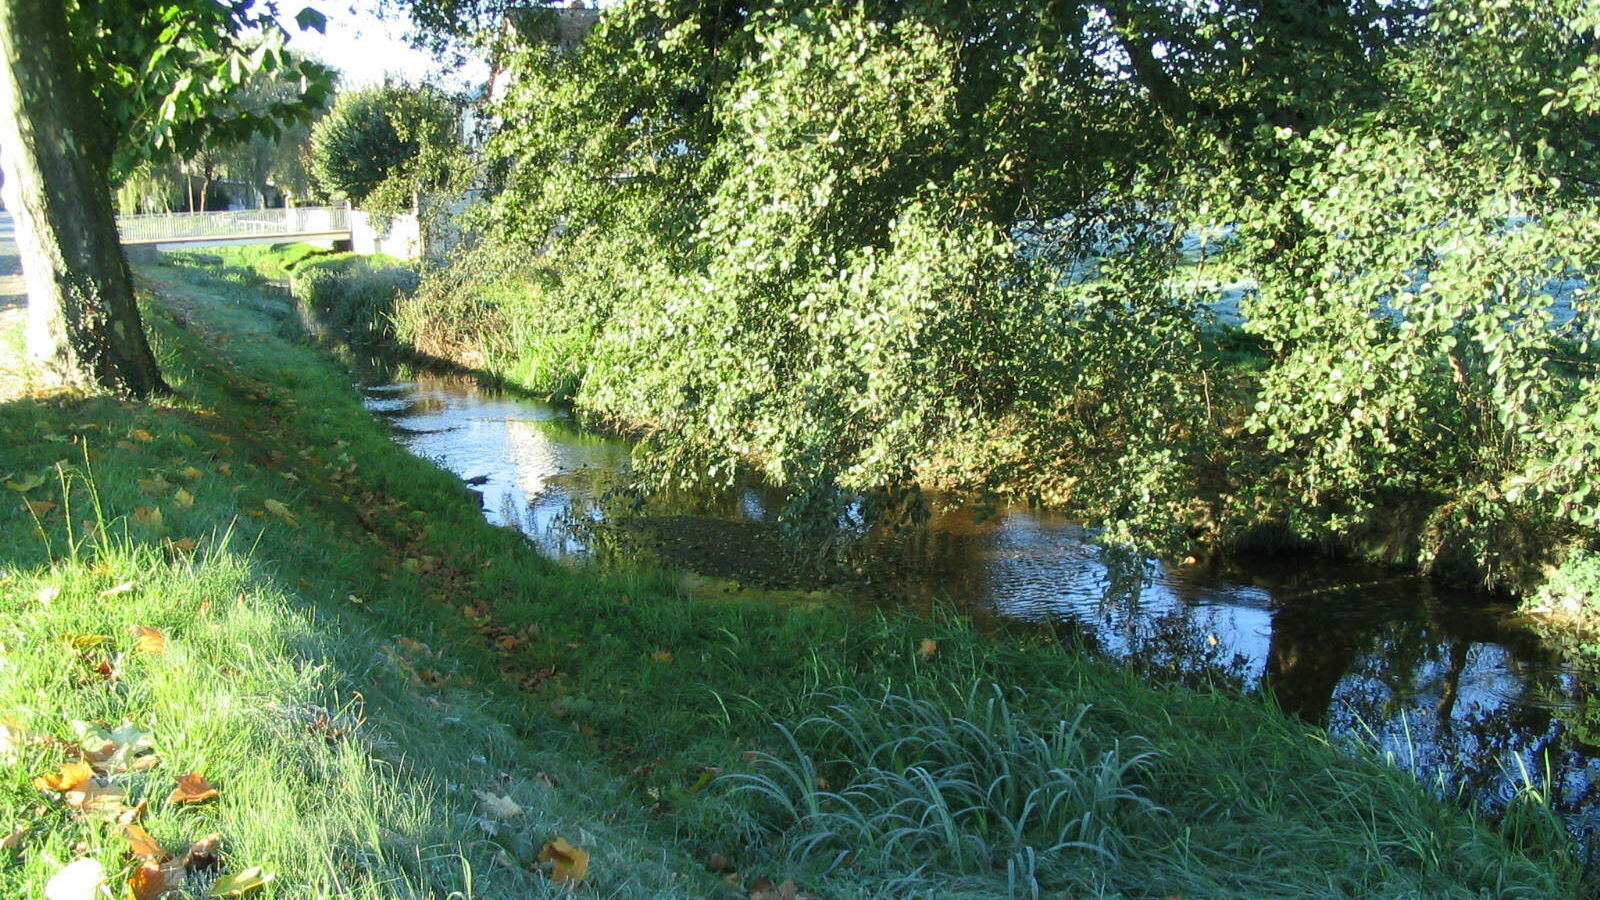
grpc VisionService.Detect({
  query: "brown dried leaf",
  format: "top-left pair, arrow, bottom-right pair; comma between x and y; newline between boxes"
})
169,772 -> 218,804
128,860 -> 181,900
123,824 -> 168,861
538,836 -> 589,884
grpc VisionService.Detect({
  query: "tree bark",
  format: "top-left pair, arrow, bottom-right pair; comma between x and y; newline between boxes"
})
0,0 -> 166,397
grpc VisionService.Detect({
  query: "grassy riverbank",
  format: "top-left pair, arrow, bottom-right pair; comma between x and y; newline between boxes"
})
2,248 -> 1583,897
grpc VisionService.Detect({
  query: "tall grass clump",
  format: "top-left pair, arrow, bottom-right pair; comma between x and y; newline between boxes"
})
288,252 -> 418,337
727,685 -> 1159,896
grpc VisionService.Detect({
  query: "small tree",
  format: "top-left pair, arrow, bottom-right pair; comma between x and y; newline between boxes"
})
309,83 -> 462,215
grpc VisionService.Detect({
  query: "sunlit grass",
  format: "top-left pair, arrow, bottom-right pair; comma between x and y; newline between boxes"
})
0,251 -> 1580,898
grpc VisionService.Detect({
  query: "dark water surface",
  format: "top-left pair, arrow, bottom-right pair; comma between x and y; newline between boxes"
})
357,362 -> 1600,862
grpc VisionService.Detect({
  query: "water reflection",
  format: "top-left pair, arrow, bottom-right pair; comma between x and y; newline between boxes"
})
355,361 -> 1598,863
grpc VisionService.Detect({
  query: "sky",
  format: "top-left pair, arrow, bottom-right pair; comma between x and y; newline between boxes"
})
275,2 -> 490,90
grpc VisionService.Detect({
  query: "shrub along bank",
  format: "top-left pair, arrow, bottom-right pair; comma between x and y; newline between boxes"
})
387,0 -> 1600,618
0,253 -> 1583,896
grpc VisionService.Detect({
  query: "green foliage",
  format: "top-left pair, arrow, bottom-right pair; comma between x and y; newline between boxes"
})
729,686 -> 1159,892
425,0 -> 1599,590
309,84 -> 464,216
288,252 -> 420,336
4,252 -> 1568,899
67,1 -> 335,183
1538,549 -> 1600,618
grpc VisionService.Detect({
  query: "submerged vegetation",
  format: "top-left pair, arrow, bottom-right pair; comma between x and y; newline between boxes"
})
0,251 -> 1584,897
396,0 -> 1599,607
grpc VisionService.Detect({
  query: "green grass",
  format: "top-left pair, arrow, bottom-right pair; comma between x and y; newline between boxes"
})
0,249 -> 1585,898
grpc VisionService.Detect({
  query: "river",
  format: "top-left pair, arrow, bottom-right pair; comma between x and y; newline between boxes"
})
354,357 -> 1599,866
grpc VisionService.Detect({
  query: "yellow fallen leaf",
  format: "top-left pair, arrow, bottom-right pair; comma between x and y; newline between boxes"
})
35,761 -> 94,792
130,429 -> 154,442
137,476 -> 170,495
133,506 -> 164,527
917,639 -> 938,660
25,500 -> 57,517
177,433 -> 196,447
168,537 -> 198,555
169,771 -> 218,804
651,649 -> 674,662
173,488 -> 195,508
129,626 -> 167,654
475,790 -> 524,820
179,467 -> 203,482
539,836 -> 589,884
262,499 -> 298,525
0,825 -> 25,851
208,865 -> 275,897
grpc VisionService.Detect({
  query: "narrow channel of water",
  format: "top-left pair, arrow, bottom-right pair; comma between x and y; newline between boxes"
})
355,358 -> 1599,863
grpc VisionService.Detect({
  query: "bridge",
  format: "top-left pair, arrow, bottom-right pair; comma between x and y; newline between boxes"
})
117,206 -> 352,257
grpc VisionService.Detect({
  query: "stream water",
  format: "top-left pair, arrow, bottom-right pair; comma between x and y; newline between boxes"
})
355,359 -> 1599,864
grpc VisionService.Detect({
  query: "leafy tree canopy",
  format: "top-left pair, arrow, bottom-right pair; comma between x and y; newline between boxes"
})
309,82 -> 462,213
414,0 -> 1599,585
68,0 -> 336,183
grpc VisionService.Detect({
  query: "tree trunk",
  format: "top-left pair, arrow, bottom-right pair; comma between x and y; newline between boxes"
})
0,0 -> 166,397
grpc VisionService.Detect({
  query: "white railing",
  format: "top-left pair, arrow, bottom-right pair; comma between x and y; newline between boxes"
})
116,206 -> 350,243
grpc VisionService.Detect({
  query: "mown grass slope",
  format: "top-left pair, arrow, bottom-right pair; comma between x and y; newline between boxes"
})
0,250 -> 1583,899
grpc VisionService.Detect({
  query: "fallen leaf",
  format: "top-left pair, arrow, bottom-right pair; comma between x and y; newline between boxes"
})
262,499 -> 297,525
168,537 -> 198,555
208,866 -> 275,897
65,781 -> 127,814
169,772 -> 218,804
475,790 -> 523,820
5,472 -> 47,492
539,836 -> 589,884
137,476 -> 170,495
0,720 -> 22,765
651,649 -> 674,662
44,857 -> 105,900
216,462 -> 232,476
917,639 -> 938,660
706,851 -> 734,873
124,824 -> 167,860
749,877 -> 812,900
132,506 -> 164,527
128,860 -> 181,900
74,721 -> 155,771
1,825 -> 26,851
71,633 -> 108,650
129,626 -> 167,654
131,429 -> 154,442
179,467 -> 203,482
25,500 -> 58,517
100,582 -> 137,598
117,799 -> 149,825
37,585 -> 61,604
35,761 -> 94,792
